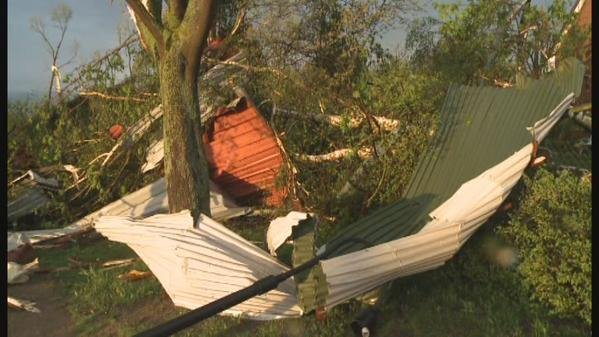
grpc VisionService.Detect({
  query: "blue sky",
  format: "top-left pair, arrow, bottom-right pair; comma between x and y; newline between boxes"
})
7,0 -> 438,100
7,0 -> 557,100
8,0 -> 129,99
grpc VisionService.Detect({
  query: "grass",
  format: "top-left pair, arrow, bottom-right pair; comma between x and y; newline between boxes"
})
38,239 -> 163,335
36,215 -> 590,337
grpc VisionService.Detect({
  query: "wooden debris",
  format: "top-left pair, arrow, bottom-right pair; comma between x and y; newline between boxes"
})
7,297 -> 41,313
101,258 -> 137,268
118,270 -> 153,282
8,258 -> 40,284
294,147 -> 375,163
531,156 -> 547,167
67,257 -> 90,268
277,108 -> 401,132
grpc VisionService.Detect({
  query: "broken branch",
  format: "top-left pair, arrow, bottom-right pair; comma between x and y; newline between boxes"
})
78,91 -> 153,102
7,297 -> 41,313
277,108 -> 400,131
294,147 -> 375,163
126,0 -> 165,53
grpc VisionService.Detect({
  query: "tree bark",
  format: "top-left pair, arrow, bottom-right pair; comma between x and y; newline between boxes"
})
160,49 -> 211,219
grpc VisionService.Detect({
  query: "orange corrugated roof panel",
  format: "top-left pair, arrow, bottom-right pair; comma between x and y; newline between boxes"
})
203,101 -> 287,206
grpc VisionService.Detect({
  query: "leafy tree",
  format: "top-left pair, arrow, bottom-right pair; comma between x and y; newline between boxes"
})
498,169 -> 591,325
405,0 -> 590,85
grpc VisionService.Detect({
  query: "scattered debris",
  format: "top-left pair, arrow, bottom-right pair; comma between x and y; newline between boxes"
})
109,124 -> 125,140
142,95 -> 288,206
9,178 -> 250,248
7,232 -> 30,252
8,170 -> 60,225
531,156 -> 547,167
102,258 -> 137,268
8,258 -> 40,284
7,296 -> 41,313
118,270 -> 153,281
266,211 -> 309,255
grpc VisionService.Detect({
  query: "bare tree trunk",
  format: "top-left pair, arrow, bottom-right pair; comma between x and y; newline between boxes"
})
160,49 -> 211,219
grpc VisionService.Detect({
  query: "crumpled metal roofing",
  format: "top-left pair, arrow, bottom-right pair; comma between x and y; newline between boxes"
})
292,58 -> 585,313
95,211 -> 303,319
12,178 -> 250,245
203,101 -> 287,206
141,98 -> 287,206
94,58 -> 584,320
8,170 -> 60,223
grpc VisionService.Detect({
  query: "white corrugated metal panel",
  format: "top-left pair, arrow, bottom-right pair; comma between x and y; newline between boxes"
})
15,178 -> 251,245
8,170 -> 60,222
95,211 -> 303,319
141,139 -> 164,173
318,94 -> 575,310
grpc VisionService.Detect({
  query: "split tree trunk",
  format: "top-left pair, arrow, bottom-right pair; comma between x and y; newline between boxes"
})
160,49 -> 211,219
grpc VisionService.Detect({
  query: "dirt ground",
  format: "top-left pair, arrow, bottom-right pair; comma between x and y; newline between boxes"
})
8,273 -> 77,337
7,272 -> 173,337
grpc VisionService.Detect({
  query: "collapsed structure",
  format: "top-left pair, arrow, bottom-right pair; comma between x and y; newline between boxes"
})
95,58 -> 585,318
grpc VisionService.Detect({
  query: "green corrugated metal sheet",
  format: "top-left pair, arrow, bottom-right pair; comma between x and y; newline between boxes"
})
291,218 -> 328,312
293,58 -> 585,313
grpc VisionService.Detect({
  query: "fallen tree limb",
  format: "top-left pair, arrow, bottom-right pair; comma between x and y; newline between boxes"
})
277,108 -> 400,132
79,91 -> 154,102
99,104 -> 163,167
59,34 -> 140,98
7,297 -> 41,313
293,147 -> 375,163
102,258 -> 137,268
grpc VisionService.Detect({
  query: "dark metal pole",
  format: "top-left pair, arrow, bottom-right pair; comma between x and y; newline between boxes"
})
134,237 -> 371,337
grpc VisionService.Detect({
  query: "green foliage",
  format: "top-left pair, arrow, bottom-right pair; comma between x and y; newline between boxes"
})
380,224 -> 590,337
406,0 -> 590,85
498,168 -> 591,325
39,239 -> 162,335
239,0 -> 442,224
8,37 -> 160,228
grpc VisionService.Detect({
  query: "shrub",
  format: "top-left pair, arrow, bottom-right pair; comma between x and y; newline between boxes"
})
498,168 -> 591,325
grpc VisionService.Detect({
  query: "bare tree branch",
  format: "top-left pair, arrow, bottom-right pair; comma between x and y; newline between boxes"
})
277,108 -> 401,132
78,91 -> 153,102
180,0 -> 217,84
59,34 -> 139,97
294,147 -> 375,163
126,0 -> 165,54
30,18 -> 56,57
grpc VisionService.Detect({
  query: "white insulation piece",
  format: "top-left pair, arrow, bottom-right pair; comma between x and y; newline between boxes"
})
266,211 -> 309,255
